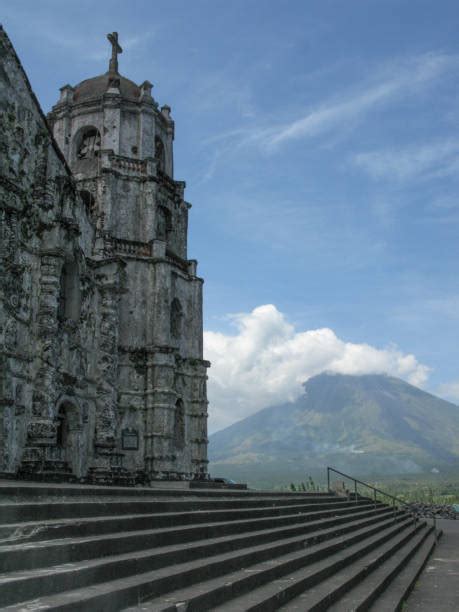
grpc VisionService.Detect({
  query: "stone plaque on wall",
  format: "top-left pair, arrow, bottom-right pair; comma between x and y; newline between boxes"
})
122,428 -> 139,450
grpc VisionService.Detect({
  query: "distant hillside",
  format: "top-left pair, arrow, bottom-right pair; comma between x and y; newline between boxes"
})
208,373 -> 459,483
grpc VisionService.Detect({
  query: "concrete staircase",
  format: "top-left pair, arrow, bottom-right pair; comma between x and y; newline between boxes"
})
0,481 -> 439,611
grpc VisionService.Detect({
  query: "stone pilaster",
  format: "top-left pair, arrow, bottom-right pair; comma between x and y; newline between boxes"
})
19,251 -> 63,475
144,348 -> 177,478
89,259 -> 125,481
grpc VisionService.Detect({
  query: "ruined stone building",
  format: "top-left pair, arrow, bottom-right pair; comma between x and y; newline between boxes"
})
0,28 -> 209,482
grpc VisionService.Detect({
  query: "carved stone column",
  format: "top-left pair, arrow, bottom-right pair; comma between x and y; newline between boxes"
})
20,251 -> 63,476
191,367 -> 210,477
89,259 -> 124,482
144,348 -> 176,479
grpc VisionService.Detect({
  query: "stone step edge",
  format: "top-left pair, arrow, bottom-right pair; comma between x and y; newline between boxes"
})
213,520 -> 424,612
0,498 -> 361,525
0,501 -> 385,550
4,515 -> 413,611
293,523 -> 431,611
0,480 -> 336,499
0,508 -> 399,605
371,528 -> 442,612
325,525 -> 435,611
0,494 -> 341,511
0,500 -> 373,540
0,501 -> 385,559
125,517 -> 417,612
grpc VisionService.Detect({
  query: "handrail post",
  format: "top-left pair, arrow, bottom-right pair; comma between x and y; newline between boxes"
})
433,514 -> 437,542
326,467 -> 420,522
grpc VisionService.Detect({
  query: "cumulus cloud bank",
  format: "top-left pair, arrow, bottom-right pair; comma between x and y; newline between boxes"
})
437,380 -> 459,403
204,304 -> 430,433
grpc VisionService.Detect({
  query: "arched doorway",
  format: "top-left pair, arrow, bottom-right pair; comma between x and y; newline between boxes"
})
55,400 -> 81,476
56,405 -> 70,449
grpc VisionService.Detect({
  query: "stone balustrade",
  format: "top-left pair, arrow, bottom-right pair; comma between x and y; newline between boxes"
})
104,236 -> 152,257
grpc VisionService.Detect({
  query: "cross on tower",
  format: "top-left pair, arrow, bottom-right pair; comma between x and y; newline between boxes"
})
107,32 -> 123,74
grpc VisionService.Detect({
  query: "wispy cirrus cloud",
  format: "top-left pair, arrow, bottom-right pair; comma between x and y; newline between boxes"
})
268,52 -> 455,149
207,51 -> 459,156
354,139 -> 459,182
1,4 -> 157,64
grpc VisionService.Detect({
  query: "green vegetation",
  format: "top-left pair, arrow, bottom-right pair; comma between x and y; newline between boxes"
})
289,476 -> 321,492
368,475 -> 459,505
287,472 -> 459,505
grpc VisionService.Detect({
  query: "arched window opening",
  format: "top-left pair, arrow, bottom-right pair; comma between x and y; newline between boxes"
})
77,127 -> 101,160
174,399 -> 185,450
55,400 -> 81,475
58,260 -> 81,323
155,136 -> 165,172
156,205 -> 172,242
170,298 -> 183,340
79,189 -> 96,215
56,404 -> 69,448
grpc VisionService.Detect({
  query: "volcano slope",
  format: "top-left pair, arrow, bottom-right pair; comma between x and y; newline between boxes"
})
209,373 -> 459,481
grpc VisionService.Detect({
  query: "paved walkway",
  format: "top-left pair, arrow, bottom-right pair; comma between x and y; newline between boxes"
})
407,519 -> 459,611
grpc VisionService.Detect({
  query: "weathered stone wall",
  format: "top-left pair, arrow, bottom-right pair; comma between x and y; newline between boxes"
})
1,27 -> 209,482
0,26 -> 104,477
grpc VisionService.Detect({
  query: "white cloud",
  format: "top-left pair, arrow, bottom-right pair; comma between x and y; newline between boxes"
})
205,304 -> 430,433
207,51 -> 458,155
191,71 -> 256,118
354,140 -> 459,182
437,380 -> 459,403
267,52 -> 457,150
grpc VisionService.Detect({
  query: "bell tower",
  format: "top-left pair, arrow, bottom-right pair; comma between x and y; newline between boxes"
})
47,33 -> 209,481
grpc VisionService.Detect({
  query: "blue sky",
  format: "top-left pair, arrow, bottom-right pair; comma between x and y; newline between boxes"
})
3,1 -> 459,431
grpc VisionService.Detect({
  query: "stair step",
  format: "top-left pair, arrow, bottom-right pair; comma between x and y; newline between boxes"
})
0,481 -> 335,501
0,507 -> 396,606
282,522 -> 430,610
0,495 -> 346,524
0,499 -> 360,526
0,499 -> 377,545
370,528 -> 441,611
0,502 -> 382,573
4,514 -> 412,611
216,520 -> 422,612
121,515 -> 414,611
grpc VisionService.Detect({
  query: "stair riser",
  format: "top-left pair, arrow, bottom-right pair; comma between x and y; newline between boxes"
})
356,526 -> 434,612
0,501 -> 382,544
131,516 -> 414,612
0,498 -> 356,525
0,504 -> 390,572
307,524 -> 428,611
161,527 -> 416,612
15,516 -> 413,612
0,509 -> 399,605
0,484 -> 335,501
245,522 -> 421,612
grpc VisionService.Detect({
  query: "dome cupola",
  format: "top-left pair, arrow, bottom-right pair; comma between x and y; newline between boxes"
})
48,32 -> 174,176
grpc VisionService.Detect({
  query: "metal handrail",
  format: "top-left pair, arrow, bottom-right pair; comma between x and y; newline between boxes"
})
327,466 -> 437,538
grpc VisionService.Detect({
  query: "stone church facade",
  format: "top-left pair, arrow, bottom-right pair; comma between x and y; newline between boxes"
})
0,28 -> 209,483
